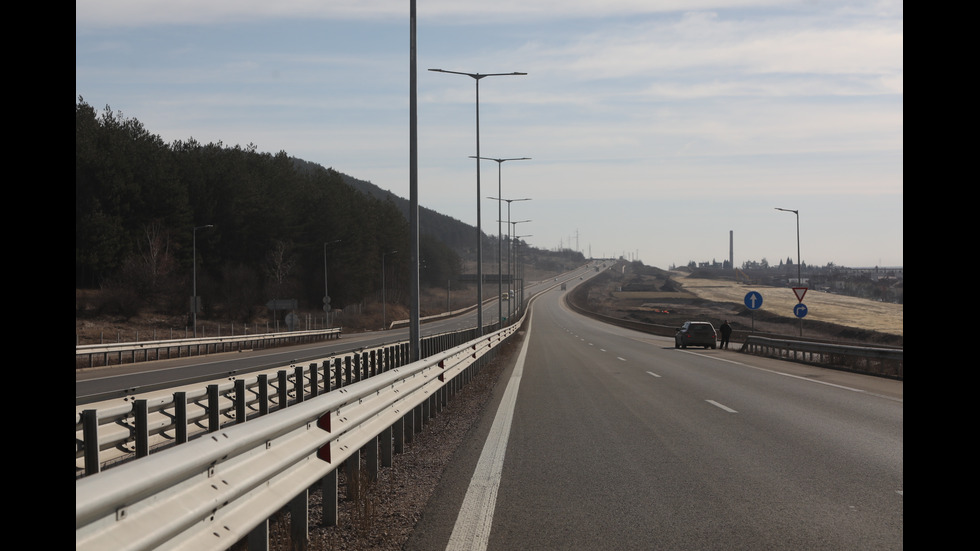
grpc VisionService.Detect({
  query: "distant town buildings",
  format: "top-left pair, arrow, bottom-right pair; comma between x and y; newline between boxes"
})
681,259 -> 902,304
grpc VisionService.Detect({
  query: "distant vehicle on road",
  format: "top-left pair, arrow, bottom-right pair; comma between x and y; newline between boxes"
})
675,321 -> 717,349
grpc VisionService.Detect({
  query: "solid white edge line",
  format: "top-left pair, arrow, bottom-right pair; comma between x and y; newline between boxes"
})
446,311 -> 534,551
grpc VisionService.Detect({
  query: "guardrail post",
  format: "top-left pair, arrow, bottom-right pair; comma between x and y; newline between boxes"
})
393,417 -> 404,454
367,438 -> 379,482
246,519 -> 269,551
82,409 -> 100,475
257,375 -> 269,416
346,455 -> 360,500
235,379 -> 247,424
277,370 -> 288,410
135,399 -> 149,458
321,469 -> 338,527
415,403 -> 425,432
403,411 -> 414,444
208,384 -> 220,432
309,363 -> 319,397
344,356 -> 352,385
294,365 -> 305,404
380,427 -> 392,467
333,358 -> 342,390
369,350 -> 377,377
288,490 -> 309,550
174,392 -> 188,443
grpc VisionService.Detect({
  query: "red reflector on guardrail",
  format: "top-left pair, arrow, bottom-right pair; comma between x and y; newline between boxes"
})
316,412 -> 331,462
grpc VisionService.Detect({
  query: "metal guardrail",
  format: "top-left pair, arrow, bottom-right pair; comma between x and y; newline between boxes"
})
76,341 -> 399,476
75,322 -> 521,551
75,328 -> 485,476
75,328 -> 343,368
740,335 -> 903,379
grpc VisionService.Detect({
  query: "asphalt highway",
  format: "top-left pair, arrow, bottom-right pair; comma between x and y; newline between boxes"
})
74,268 -> 588,405
404,274 -> 903,550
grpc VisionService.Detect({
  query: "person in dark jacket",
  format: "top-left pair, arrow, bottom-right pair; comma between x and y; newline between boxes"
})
719,320 -> 733,349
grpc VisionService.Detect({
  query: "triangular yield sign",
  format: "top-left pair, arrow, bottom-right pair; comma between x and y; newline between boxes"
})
793,287 -> 807,302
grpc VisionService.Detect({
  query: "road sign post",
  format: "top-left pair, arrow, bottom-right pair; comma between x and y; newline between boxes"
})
792,287 -> 808,336
744,291 -> 763,329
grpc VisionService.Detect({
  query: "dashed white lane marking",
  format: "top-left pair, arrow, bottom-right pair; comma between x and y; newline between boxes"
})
706,400 -> 738,413
646,371 -> 661,378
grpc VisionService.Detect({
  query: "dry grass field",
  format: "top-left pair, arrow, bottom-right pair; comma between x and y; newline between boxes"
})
676,274 -> 903,337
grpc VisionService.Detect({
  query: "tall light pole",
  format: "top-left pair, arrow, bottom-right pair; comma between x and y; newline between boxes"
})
515,234 -> 533,316
775,208 -> 801,284
323,239 -> 341,328
192,224 -> 213,337
775,207 -> 802,336
489,196 -> 531,319
408,0 -> 421,360
429,68 -> 526,335
476,155 -> 530,325
382,250 -> 398,330
509,219 -> 532,317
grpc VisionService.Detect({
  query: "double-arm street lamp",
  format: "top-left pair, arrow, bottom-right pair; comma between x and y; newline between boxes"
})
490,199 -> 530,317
192,224 -> 213,337
509,220 -> 531,317
429,68 -> 526,334
476,156 -> 530,324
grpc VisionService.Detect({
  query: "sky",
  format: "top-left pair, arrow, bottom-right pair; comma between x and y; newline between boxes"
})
76,1 -> 903,270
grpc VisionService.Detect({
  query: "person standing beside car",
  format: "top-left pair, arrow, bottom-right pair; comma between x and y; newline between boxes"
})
719,320 -> 732,349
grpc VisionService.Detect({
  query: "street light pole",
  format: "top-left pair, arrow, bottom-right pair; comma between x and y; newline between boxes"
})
775,207 -> 802,336
515,234 -> 533,316
192,224 -> 213,337
382,250 -> 398,330
409,0 -> 421,360
323,239 -> 341,328
510,221 -> 531,315
775,208 -> 801,284
476,156 -> 530,325
429,68 -> 526,335
489,196 -> 531,319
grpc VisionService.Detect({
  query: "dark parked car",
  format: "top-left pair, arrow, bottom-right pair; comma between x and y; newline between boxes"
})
675,321 -> 717,349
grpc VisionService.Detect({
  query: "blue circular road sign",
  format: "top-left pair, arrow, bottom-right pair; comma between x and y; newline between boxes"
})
793,303 -> 808,318
744,291 -> 763,310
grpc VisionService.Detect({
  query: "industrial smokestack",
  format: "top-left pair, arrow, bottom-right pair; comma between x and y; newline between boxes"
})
730,230 -> 734,268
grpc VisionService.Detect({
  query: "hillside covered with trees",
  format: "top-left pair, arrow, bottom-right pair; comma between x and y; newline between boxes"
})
76,98 -> 587,325
76,98 -> 471,322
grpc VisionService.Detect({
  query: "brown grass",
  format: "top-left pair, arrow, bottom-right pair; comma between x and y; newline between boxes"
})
676,274 -> 903,336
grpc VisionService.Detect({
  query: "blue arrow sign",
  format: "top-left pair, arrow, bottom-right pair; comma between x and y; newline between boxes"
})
744,291 -> 763,310
793,303 -> 808,318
